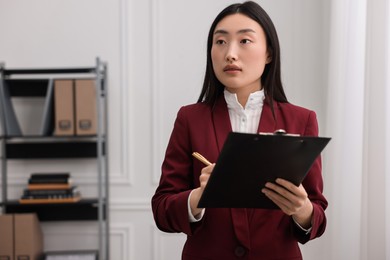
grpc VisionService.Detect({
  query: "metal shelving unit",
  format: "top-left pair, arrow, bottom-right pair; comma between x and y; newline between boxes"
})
0,58 -> 109,260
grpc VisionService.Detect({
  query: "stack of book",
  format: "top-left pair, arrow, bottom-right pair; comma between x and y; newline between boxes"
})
19,173 -> 81,204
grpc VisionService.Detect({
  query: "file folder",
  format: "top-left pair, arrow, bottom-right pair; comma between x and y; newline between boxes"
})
54,80 -> 75,136
39,79 -> 54,136
198,132 -> 331,209
0,214 -> 43,260
75,79 -> 97,135
0,80 -> 23,136
14,214 -> 43,260
0,214 -> 14,260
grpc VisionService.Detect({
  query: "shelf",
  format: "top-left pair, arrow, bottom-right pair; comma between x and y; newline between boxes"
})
3,67 -> 97,76
19,196 -> 81,204
5,141 -> 105,159
3,78 -> 105,97
2,136 -> 105,159
4,79 -> 49,97
1,199 -> 106,221
1,58 -> 109,259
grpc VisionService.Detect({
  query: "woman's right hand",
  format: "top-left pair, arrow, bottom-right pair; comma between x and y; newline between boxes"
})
190,163 -> 215,217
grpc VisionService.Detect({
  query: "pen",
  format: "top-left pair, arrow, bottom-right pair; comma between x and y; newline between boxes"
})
192,152 -> 212,166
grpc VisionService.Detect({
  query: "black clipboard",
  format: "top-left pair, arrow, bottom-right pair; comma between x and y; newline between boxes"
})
197,132 -> 331,209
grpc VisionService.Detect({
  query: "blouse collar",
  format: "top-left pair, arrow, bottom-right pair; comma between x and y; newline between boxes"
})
224,89 -> 265,110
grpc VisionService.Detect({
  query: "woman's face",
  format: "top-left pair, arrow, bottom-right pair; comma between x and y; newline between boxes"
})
211,13 -> 270,94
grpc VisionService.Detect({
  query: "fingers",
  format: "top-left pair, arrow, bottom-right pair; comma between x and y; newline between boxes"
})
199,164 -> 215,189
274,178 -> 300,193
263,187 -> 291,212
272,179 -> 307,198
262,178 -> 308,215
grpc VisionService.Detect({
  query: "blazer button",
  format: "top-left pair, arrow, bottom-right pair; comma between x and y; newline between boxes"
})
234,246 -> 246,257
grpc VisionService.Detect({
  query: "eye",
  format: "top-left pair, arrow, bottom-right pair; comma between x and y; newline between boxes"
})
215,39 -> 226,45
240,39 -> 252,44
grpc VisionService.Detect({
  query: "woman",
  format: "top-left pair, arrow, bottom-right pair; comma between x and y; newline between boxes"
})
152,1 -> 327,259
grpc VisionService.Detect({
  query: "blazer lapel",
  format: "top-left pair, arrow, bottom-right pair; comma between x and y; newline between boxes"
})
258,100 -> 277,133
212,96 -> 232,152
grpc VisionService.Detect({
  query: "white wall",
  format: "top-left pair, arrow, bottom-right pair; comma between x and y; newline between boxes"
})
0,0 -> 330,259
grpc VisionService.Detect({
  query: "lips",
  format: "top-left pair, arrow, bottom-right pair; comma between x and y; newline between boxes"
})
223,64 -> 242,72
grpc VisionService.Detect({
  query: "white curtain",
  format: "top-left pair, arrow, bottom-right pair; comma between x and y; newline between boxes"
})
321,0 -> 390,259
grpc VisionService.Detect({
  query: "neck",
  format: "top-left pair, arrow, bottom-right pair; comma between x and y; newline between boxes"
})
236,93 -> 249,107
226,85 -> 262,107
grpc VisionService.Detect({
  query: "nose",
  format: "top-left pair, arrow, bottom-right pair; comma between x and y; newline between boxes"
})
225,43 -> 238,62
226,55 -> 237,62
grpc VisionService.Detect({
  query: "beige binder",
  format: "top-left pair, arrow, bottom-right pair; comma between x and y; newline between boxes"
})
54,79 -> 75,135
75,79 -> 97,135
0,214 -> 43,260
0,214 -> 14,260
14,214 -> 43,260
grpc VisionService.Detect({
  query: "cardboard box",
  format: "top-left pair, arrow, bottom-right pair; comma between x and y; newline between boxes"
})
0,213 -> 43,260
54,80 -> 75,136
0,214 -> 14,260
75,79 -> 97,135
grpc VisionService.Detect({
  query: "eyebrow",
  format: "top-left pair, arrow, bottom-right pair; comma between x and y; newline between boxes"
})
214,28 -> 256,35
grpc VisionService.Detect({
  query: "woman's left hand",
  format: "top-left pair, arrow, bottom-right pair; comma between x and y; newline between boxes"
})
262,178 -> 313,229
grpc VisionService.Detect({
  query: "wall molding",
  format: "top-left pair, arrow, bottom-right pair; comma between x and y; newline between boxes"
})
43,223 -> 133,260
110,198 -> 151,211
110,224 -> 133,260
1,0 -> 133,187
115,0 -> 134,187
150,0 -> 164,185
151,224 -> 185,260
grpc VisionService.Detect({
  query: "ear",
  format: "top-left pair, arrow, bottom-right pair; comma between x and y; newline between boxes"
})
266,54 -> 272,64
266,48 -> 273,64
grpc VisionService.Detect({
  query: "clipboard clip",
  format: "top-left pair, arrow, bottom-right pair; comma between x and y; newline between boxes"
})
259,129 -> 300,137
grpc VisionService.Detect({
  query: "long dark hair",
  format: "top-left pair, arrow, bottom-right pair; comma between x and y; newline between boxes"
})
197,1 -> 288,114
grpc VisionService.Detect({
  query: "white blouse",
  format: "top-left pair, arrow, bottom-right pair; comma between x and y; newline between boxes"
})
223,89 -> 264,133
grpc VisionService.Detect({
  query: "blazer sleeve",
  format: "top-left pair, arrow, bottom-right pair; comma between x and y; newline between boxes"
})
151,107 -> 200,235
292,110 -> 328,244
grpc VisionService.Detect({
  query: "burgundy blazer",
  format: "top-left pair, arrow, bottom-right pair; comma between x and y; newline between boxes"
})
152,96 -> 328,260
